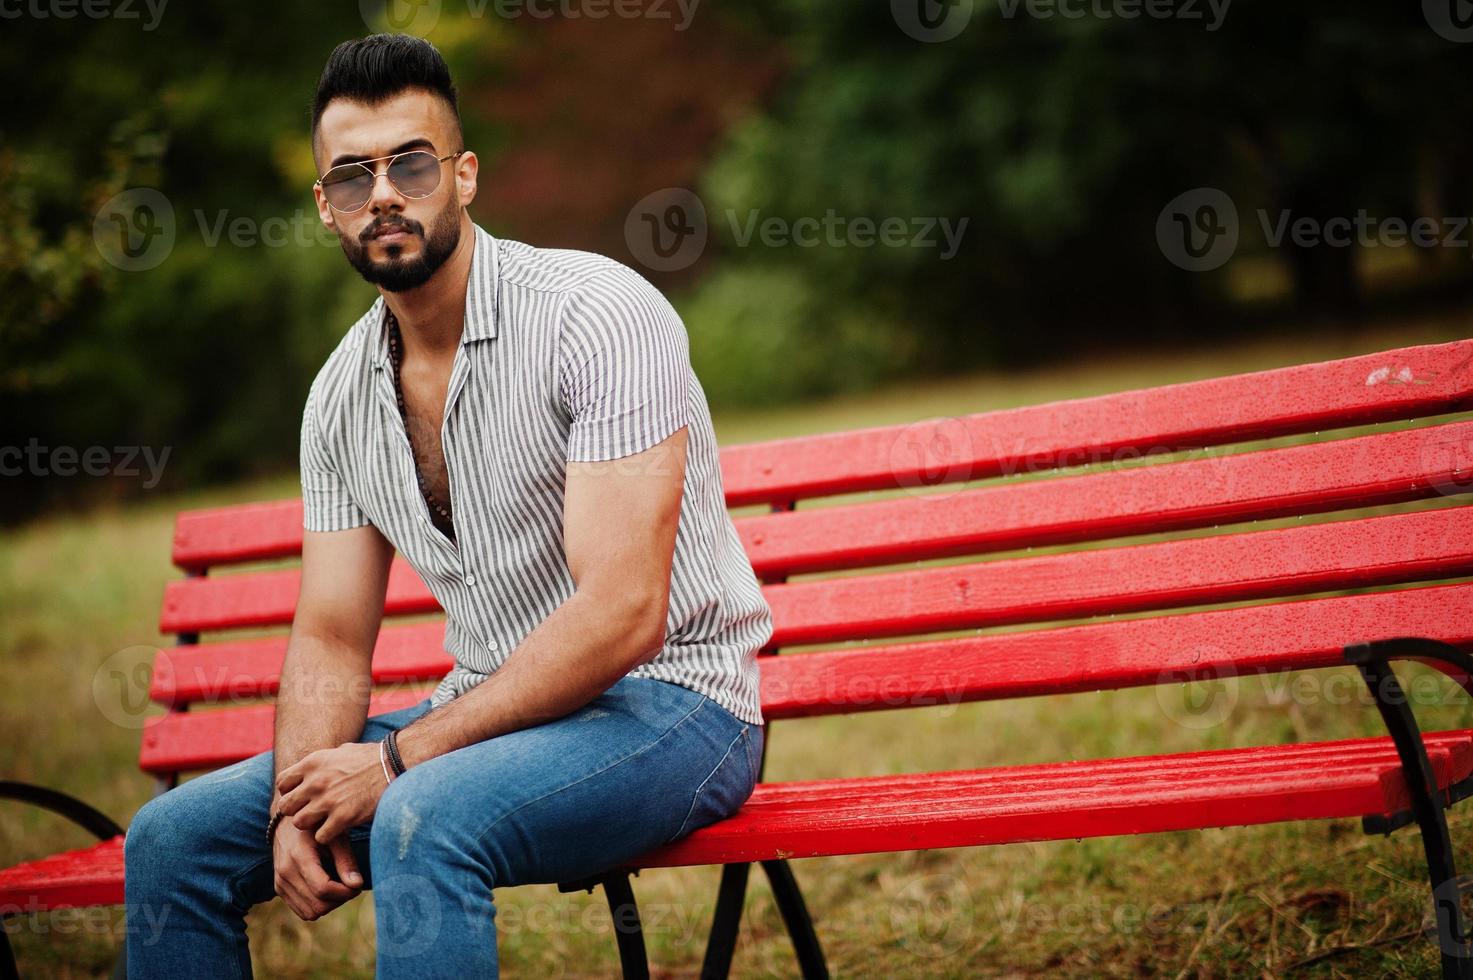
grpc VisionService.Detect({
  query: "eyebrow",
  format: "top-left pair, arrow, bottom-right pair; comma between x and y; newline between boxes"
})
329,138 -> 437,169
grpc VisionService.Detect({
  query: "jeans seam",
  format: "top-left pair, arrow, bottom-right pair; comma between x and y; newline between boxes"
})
466,693 -> 712,848
671,724 -> 749,843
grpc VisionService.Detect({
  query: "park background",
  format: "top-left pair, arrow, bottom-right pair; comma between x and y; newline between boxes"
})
3,1 -> 1473,976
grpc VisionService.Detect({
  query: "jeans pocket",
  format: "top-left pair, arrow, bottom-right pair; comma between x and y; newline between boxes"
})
670,725 -> 756,843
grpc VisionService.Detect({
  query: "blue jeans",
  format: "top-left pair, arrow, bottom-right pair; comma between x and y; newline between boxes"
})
122,674 -> 763,978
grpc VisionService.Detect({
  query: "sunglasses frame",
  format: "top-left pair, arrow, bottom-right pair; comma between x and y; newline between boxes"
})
315,149 -> 466,213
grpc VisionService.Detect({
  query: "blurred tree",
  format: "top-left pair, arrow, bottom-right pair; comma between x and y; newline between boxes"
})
697,0 -> 1473,375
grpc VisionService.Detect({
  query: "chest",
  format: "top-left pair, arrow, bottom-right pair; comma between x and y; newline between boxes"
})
396,358 -> 454,506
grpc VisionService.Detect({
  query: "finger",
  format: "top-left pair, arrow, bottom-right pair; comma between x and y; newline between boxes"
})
315,812 -> 344,846
276,768 -> 303,793
301,850 -> 357,904
276,790 -> 298,815
278,864 -> 327,920
292,803 -> 324,832
325,836 -> 364,889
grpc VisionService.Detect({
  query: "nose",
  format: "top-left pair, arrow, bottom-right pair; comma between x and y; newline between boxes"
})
366,163 -> 407,215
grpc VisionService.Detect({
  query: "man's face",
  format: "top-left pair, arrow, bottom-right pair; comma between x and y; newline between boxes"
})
312,89 -> 476,292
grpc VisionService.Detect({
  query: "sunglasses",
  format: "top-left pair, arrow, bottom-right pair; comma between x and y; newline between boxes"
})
315,149 -> 466,213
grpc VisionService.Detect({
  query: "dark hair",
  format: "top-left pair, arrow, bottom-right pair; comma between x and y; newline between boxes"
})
311,34 -> 460,143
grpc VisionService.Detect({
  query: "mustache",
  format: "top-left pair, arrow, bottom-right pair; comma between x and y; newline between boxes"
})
360,216 -> 425,243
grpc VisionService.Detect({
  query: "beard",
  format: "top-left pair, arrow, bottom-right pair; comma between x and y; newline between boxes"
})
340,200 -> 461,292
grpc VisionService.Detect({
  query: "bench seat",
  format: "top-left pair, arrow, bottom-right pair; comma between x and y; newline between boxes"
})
8,728 -> 1473,913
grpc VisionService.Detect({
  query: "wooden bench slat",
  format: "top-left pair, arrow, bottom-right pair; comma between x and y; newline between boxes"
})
766,504 -> 1473,646
633,729 -> 1473,868
159,505 -> 1473,639
151,582 -> 1473,717
168,341 -> 1473,570
151,622 -> 449,705
742,419 -> 1473,577
720,340 -> 1473,506
137,688 -> 435,774
12,730 -> 1469,911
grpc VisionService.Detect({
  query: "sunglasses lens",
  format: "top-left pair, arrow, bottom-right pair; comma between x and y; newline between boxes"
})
387,151 -> 443,199
322,164 -> 374,211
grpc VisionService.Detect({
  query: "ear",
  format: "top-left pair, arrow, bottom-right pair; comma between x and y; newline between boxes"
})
313,183 -> 338,233
453,151 -> 479,208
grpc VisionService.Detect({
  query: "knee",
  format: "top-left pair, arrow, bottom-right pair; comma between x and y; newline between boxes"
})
370,769 -> 489,879
123,791 -> 185,879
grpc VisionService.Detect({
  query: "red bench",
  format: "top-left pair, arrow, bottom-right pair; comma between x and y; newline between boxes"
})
4,339 -> 1473,978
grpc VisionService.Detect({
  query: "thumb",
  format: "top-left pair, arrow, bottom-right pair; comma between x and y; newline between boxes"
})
326,835 -> 364,888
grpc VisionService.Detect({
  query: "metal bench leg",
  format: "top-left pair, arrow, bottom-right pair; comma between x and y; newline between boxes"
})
559,870 -> 650,979
600,871 -> 650,980
1347,639 -> 1473,980
761,859 -> 829,979
699,861 -> 752,978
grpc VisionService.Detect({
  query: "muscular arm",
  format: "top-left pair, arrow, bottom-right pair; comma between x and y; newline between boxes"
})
269,522 -> 394,814
391,425 -> 689,768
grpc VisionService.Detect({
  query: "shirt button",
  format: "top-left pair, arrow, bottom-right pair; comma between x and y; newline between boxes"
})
486,639 -> 498,652
465,575 -> 476,587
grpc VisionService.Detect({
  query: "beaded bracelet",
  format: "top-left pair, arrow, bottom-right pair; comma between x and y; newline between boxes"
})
266,807 -> 285,848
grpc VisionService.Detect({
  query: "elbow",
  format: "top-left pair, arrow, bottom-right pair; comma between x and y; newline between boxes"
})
625,589 -> 670,668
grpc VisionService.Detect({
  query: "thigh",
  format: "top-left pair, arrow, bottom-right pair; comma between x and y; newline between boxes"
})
371,676 -> 757,888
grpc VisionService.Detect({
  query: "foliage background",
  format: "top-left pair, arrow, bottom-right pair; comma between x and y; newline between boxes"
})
2,2 -> 1470,521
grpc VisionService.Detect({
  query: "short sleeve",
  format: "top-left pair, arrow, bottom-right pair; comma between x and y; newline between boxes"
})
558,266 -> 691,463
300,376 -> 371,532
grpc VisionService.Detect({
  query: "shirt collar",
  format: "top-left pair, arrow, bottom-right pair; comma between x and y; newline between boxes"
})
371,222 -> 499,371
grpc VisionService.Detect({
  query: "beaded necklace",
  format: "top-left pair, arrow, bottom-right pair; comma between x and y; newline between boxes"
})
385,309 -> 456,541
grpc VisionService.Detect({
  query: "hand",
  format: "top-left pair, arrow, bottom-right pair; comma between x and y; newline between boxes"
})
275,741 -> 390,844
271,820 -> 364,921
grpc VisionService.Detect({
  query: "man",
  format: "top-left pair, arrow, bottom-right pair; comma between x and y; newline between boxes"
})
123,33 -> 772,978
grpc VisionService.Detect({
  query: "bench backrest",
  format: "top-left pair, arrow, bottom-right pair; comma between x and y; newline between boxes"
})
143,341 -> 1473,778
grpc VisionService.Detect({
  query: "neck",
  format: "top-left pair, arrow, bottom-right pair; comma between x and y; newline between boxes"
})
380,215 -> 475,360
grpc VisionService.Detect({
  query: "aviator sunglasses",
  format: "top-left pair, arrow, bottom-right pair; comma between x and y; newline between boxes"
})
315,149 -> 465,213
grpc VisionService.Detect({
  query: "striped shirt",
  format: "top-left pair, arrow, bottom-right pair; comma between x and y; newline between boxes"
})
298,223 -> 772,725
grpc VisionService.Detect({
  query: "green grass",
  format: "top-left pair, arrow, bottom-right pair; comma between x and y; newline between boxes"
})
3,312 -> 1472,977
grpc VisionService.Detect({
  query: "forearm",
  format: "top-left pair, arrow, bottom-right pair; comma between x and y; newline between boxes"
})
269,633 -> 374,810
392,589 -> 662,769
